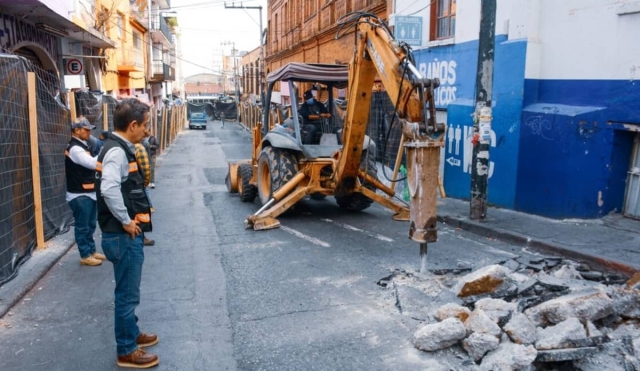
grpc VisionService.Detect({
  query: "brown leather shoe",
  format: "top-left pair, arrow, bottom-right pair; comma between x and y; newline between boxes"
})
143,238 -> 155,246
136,332 -> 159,348
117,348 -> 159,369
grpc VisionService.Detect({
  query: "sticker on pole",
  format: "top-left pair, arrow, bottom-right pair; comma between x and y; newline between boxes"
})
66,59 -> 84,75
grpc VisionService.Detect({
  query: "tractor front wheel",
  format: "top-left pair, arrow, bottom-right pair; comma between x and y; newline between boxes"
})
257,146 -> 298,205
237,164 -> 257,202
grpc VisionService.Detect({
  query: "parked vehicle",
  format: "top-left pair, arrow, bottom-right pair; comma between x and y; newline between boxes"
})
189,112 -> 207,130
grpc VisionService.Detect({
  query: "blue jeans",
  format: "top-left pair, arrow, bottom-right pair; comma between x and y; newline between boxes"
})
68,196 -> 97,258
145,187 -> 153,207
102,232 -> 144,356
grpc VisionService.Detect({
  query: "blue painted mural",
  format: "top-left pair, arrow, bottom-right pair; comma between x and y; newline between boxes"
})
414,35 -> 527,209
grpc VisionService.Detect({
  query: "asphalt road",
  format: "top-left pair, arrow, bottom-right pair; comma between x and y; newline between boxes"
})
0,120 -> 537,370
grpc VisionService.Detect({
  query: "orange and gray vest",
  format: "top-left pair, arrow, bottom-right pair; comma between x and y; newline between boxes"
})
95,135 -> 152,233
65,138 -> 95,193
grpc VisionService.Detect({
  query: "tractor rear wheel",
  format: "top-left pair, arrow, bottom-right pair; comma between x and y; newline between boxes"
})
237,164 -> 257,202
257,146 -> 298,205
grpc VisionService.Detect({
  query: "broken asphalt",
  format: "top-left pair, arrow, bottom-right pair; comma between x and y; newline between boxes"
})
1,147 -> 639,321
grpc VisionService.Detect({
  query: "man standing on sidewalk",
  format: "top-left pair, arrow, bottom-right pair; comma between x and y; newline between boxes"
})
65,116 -> 106,266
96,98 -> 159,369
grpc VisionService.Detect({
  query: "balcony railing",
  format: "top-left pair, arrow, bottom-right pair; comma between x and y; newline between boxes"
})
151,61 -> 175,81
118,49 -> 144,72
150,13 -> 173,44
129,6 -> 145,27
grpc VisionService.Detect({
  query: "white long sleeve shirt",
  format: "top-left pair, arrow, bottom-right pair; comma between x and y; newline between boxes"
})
99,133 -> 136,226
66,139 -> 98,202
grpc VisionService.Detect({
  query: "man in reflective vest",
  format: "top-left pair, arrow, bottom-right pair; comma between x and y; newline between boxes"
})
65,116 -> 105,266
95,98 -> 158,369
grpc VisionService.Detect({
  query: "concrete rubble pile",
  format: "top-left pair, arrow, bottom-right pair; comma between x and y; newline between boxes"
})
391,257 -> 640,370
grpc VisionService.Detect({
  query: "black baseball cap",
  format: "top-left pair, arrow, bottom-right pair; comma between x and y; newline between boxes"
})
71,117 -> 95,130
304,90 -> 313,100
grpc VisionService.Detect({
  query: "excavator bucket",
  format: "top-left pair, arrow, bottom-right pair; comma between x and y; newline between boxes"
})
245,216 -> 280,230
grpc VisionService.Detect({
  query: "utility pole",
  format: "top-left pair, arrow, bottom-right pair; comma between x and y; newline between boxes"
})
470,0 -> 496,220
221,41 -> 239,102
232,46 -> 239,103
224,2 -> 264,102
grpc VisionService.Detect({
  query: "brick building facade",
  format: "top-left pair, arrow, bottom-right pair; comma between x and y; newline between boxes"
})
184,73 -> 223,96
258,0 -> 387,101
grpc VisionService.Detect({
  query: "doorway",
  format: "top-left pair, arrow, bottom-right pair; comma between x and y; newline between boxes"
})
624,132 -> 640,219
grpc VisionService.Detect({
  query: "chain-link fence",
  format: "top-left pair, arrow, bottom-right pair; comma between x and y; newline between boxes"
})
72,91 -> 118,133
0,50 -> 184,286
0,53 -> 73,285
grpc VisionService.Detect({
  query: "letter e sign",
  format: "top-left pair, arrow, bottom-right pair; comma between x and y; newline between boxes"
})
66,59 -> 84,75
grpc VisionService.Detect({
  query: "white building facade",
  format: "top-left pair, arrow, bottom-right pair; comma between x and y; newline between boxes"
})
391,0 -> 640,219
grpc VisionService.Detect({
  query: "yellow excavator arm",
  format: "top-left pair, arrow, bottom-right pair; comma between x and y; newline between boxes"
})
335,13 -> 444,263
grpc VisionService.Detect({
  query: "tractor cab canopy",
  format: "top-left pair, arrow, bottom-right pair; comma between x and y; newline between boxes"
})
263,62 -> 375,159
266,63 -> 349,88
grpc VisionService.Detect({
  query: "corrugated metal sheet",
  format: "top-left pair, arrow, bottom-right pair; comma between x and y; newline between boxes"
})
267,63 -> 349,88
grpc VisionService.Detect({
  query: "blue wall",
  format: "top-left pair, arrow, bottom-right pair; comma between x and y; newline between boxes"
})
414,36 -> 527,208
415,36 -> 640,219
516,79 -> 640,218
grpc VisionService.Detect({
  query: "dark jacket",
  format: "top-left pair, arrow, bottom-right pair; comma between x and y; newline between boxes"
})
65,138 -> 95,193
96,135 -> 152,233
147,135 -> 159,157
298,99 -> 328,125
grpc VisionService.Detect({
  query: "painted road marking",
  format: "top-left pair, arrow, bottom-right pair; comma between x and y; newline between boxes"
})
281,226 -> 331,247
321,219 -> 394,242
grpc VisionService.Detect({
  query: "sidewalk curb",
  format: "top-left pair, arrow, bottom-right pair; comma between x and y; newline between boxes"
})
0,233 -> 76,319
438,214 -> 638,277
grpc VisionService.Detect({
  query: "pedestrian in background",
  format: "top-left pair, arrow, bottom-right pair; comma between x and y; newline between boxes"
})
134,141 -> 155,246
65,116 -> 106,266
96,98 -> 159,369
146,129 -> 158,189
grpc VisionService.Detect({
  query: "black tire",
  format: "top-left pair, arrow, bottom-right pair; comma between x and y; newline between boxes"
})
310,193 -> 326,200
257,146 -> 298,205
335,148 -> 377,211
237,164 -> 257,202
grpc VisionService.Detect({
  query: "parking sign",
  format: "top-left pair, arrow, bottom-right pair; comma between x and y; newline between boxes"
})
66,59 -> 84,75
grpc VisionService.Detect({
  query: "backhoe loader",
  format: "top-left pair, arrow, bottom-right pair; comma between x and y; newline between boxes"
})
226,12 -> 445,268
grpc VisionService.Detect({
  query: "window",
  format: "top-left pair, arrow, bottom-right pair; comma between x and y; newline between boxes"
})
115,15 -> 124,40
431,0 -> 456,40
132,31 -> 141,49
304,0 -> 316,19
